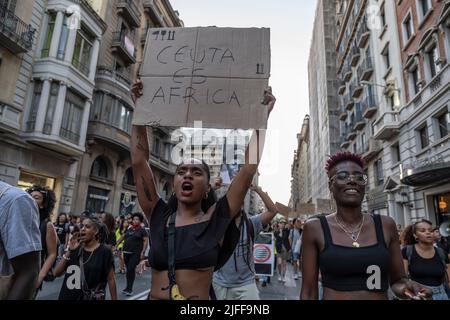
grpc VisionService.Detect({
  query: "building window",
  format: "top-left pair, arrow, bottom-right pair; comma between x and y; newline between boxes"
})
437,112 -> 449,139
43,82 -> 60,134
86,186 -> 109,213
90,91 -> 132,134
41,13 -> 56,58
163,143 -> 171,162
417,0 -> 432,23
26,81 -> 42,132
90,91 -> 103,121
123,167 -> 135,186
391,143 -> 401,164
418,125 -> 430,149
409,64 -> 420,95
57,16 -> 70,60
118,104 -> 132,133
72,26 -> 93,76
382,44 -> 390,71
426,43 -> 441,79
61,90 -> 84,144
374,158 -> 384,186
402,12 -> 414,43
152,137 -> 160,156
91,156 -> 109,178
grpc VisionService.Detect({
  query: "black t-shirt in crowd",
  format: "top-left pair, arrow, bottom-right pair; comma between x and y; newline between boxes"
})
402,245 -> 449,287
123,226 -> 148,254
58,244 -> 114,300
54,223 -> 68,245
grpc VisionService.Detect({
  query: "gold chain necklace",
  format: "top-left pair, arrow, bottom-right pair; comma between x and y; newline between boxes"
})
334,214 -> 365,248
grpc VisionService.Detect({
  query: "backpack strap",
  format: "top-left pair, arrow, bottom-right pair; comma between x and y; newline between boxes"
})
406,245 -> 413,267
435,247 -> 448,270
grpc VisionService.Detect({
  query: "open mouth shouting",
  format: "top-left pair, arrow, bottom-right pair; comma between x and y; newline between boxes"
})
181,181 -> 194,197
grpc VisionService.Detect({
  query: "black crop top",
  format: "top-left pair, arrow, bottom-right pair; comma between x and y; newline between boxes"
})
318,214 -> 391,292
402,245 -> 449,287
149,195 -> 232,271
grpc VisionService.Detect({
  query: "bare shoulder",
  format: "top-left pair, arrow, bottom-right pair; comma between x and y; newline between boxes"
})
303,218 -> 322,237
378,215 -> 397,230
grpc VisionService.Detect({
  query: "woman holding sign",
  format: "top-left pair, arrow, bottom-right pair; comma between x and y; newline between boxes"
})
130,80 -> 275,300
300,151 -> 432,300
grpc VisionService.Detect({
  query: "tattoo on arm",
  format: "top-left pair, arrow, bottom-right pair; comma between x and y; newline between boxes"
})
141,176 -> 152,202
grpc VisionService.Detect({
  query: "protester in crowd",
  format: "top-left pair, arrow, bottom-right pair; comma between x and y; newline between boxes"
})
433,227 -> 450,254
55,216 -> 117,300
116,213 -> 149,296
212,184 -> 278,300
54,213 -> 70,259
402,220 -> 450,300
301,151 -> 432,300
130,80 -> 275,300
289,218 -> 303,280
115,218 -> 128,274
27,185 -> 58,292
0,181 -> 42,300
100,212 -> 117,248
274,219 -> 291,282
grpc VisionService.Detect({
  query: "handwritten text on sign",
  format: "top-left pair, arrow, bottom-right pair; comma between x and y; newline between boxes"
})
133,27 -> 271,129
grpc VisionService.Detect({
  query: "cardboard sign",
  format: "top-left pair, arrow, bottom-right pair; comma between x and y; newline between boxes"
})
316,198 -> 335,214
298,203 -> 316,215
275,202 -> 291,216
133,27 -> 271,129
254,232 -> 275,277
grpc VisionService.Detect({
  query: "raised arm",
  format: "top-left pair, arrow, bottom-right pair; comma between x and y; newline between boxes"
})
130,80 -> 160,218
250,184 -> 278,226
226,88 -> 276,218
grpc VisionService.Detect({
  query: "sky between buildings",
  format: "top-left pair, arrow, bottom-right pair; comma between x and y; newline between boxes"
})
170,0 -> 317,205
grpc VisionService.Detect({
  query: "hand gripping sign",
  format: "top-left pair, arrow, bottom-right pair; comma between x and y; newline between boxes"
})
133,27 -> 271,130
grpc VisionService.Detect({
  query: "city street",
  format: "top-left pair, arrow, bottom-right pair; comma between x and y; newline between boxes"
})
36,258 -> 300,300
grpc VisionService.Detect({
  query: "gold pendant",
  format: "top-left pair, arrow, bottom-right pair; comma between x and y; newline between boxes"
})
352,242 -> 360,248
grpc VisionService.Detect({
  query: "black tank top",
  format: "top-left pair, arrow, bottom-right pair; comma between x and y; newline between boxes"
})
318,214 -> 390,292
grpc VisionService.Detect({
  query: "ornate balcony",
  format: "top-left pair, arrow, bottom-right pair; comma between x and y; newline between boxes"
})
117,0 -> 141,28
373,111 -> 400,141
0,6 -> 35,53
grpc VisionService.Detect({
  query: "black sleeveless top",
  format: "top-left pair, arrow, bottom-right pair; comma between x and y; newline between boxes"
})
149,196 -> 233,271
318,214 -> 390,292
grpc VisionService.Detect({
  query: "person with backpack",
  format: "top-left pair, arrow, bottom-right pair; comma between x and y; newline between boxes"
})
212,185 -> 278,300
130,80 -> 276,300
402,219 -> 450,300
26,185 -> 58,292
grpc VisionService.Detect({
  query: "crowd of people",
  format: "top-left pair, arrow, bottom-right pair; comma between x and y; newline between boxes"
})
1,84 -> 449,301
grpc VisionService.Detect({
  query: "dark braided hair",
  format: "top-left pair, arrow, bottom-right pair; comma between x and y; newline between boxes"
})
85,216 -> 109,244
325,151 -> 365,176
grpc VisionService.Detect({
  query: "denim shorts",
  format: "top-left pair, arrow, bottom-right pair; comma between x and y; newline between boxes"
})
427,285 -> 449,300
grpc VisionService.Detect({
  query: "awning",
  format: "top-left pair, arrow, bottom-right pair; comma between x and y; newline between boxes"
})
401,161 -> 450,187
